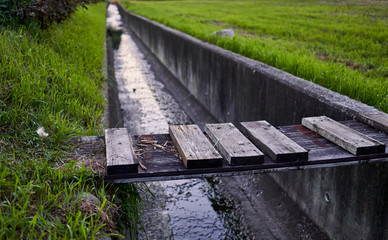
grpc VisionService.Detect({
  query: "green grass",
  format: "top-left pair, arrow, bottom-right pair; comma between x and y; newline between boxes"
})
121,0 -> 388,113
0,3 -> 144,239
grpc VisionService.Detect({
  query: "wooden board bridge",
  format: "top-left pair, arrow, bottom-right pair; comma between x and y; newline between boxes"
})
103,115 -> 388,183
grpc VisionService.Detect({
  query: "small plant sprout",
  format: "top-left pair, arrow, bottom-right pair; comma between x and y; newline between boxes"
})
37,127 -> 48,160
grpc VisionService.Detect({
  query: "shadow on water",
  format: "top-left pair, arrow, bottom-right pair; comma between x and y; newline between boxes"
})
107,28 -> 122,50
205,178 -> 248,239
162,178 -> 250,239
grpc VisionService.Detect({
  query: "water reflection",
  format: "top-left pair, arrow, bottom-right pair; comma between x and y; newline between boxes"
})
164,179 -> 248,239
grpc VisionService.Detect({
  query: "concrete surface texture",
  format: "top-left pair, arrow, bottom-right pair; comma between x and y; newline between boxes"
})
116,3 -> 388,239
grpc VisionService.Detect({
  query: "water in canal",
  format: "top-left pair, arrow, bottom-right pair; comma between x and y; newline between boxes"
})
107,4 -> 250,239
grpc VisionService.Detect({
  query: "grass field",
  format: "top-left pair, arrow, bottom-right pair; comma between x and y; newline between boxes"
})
0,3 -> 143,239
121,0 -> 388,113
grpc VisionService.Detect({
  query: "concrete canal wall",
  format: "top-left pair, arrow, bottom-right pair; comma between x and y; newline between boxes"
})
116,3 -> 388,239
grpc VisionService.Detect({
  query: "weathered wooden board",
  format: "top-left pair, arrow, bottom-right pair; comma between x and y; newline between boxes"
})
361,112 -> 388,134
302,116 -> 385,155
105,128 -> 138,175
103,121 -> 388,183
241,121 -> 308,162
204,123 -> 264,165
169,125 -> 223,168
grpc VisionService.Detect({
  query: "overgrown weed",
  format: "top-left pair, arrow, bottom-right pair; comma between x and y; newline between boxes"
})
1,2 -> 143,239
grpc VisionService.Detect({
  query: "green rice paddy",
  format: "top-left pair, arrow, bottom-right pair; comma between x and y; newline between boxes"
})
122,0 -> 388,112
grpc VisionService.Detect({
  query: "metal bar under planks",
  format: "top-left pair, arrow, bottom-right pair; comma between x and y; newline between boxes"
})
103,120 -> 388,183
105,128 -> 138,175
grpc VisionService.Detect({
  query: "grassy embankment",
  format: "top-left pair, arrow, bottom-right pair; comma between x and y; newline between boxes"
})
122,0 -> 388,113
0,3 -> 142,239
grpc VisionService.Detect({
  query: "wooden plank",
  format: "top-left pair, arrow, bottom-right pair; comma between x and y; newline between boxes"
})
241,121 -> 308,162
361,112 -> 388,134
302,116 -> 385,155
204,123 -> 264,165
105,128 -> 138,175
169,125 -> 222,168
102,121 -> 388,182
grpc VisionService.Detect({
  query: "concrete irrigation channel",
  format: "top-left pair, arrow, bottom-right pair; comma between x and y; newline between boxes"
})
105,2 -> 388,240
